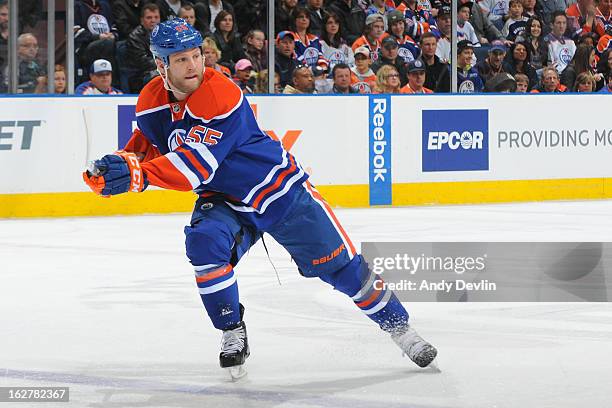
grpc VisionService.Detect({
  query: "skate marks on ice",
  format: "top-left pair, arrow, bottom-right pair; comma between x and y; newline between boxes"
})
1,367 -> 450,408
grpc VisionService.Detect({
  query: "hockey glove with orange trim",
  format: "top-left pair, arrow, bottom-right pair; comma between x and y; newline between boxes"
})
83,150 -> 148,197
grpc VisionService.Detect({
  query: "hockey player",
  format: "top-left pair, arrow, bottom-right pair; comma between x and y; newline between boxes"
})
82,19 -> 437,379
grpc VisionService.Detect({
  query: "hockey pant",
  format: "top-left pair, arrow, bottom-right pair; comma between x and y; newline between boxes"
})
184,182 -> 409,332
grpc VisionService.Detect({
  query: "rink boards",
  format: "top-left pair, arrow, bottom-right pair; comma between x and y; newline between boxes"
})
0,93 -> 611,217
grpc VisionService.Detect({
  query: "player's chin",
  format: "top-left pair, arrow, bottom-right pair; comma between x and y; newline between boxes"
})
182,76 -> 202,91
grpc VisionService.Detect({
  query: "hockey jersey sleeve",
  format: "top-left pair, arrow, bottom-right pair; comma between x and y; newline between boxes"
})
123,128 -> 162,163
139,96 -> 250,192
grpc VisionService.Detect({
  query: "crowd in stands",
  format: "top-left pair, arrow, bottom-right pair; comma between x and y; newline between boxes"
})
1,0 -> 611,94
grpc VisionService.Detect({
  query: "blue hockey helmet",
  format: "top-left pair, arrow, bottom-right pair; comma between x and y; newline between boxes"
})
150,19 -> 203,66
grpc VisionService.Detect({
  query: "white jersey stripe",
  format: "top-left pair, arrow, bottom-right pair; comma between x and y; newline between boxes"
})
243,149 -> 289,204
135,104 -> 170,117
186,142 -> 219,184
259,166 -> 305,213
194,263 -> 221,273
198,274 -> 237,294
167,152 -> 200,189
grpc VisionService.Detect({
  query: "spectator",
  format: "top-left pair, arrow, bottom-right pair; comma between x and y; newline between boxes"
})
113,0 -> 143,40
521,0 -> 540,19
457,1 -> 481,46
539,0 -> 573,28
254,69 -> 282,93
0,0 -> 8,70
484,72 -> 517,91
395,0 -> 437,41
597,25 -> 612,54
350,46 -> 376,93
514,72 -> 530,91
545,11 -> 577,73
283,64 -> 316,93
502,0 -> 529,39
596,48 -> 612,81
75,0 -> 118,84
307,0 -> 328,37
400,59 -> 433,93
366,0 -> 395,31
476,40 -> 513,84
598,69 -> 612,91
290,7 -> 328,70
17,33 -> 44,93
276,0 -> 298,34
383,10 -> 420,64
435,6 -> 452,62
212,10 -> 246,67
233,0 -> 267,34
470,0 -> 504,44
371,36 -> 409,86
578,31 -> 599,47
505,41 -> 538,89
178,4 -> 197,30
561,44 -> 604,89
531,65 -> 568,91
436,40 -> 485,92
34,64 -> 67,94
244,29 -> 267,72
573,71 -> 596,90
329,63 -> 356,93
313,65 -> 333,92
419,32 -> 447,91
193,0 -> 233,34
566,0 -> 598,36
233,59 -> 255,93
516,16 -> 550,71
125,3 -> 160,92
478,0 -> 509,28
203,37 -> 231,77
326,0 -> 366,45
352,14 -> 385,62
75,59 -> 123,94
275,31 -> 299,88
594,0 -> 612,37
374,64 -> 402,93
320,12 -> 355,71
149,0 -> 185,22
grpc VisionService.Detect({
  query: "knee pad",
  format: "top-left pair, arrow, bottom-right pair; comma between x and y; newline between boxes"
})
184,219 -> 236,267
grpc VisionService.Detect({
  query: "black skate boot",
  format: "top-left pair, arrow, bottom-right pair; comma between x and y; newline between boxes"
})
219,304 -> 250,380
391,325 -> 437,368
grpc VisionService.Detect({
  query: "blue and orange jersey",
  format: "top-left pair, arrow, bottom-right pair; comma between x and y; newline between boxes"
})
396,2 -> 436,41
597,34 -> 612,55
351,36 -> 382,62
381,32 -> 421,64
125,69 -> 309,229
291,32 -> 329,70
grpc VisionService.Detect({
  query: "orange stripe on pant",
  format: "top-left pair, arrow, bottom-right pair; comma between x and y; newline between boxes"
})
306,181 -> 357,256
355,284 -> 383,308
195,265 -> 233,283
251,155 -> 297,209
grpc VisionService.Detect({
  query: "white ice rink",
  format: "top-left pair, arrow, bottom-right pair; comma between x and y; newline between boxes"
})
2,201 -> 612,408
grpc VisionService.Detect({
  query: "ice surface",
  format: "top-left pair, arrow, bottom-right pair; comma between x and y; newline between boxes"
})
2,200 -> 612,408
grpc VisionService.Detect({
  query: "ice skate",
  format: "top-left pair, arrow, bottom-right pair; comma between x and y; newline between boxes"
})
220,321 -> 250,380
391,325 -> 437,368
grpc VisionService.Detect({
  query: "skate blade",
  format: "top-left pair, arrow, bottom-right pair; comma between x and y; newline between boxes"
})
226,364 -> 247,381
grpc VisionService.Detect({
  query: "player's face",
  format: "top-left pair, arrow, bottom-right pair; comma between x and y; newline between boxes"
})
141,10 -> 160,31
166,47 -> 205,95
54,70 -> 66,93
409,70 -> 425,88
421,37 -> 437,57
516,80 -> 528,92
179,9 -> 196,27
530,19 -> 541,37
91,71 -> 112,92
391,20 -> 405,37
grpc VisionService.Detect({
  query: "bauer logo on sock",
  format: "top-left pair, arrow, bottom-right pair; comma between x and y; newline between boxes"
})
422,109 -> 489,172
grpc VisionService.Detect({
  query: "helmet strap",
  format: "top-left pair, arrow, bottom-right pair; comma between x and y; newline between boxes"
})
158,64 -> 189,95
